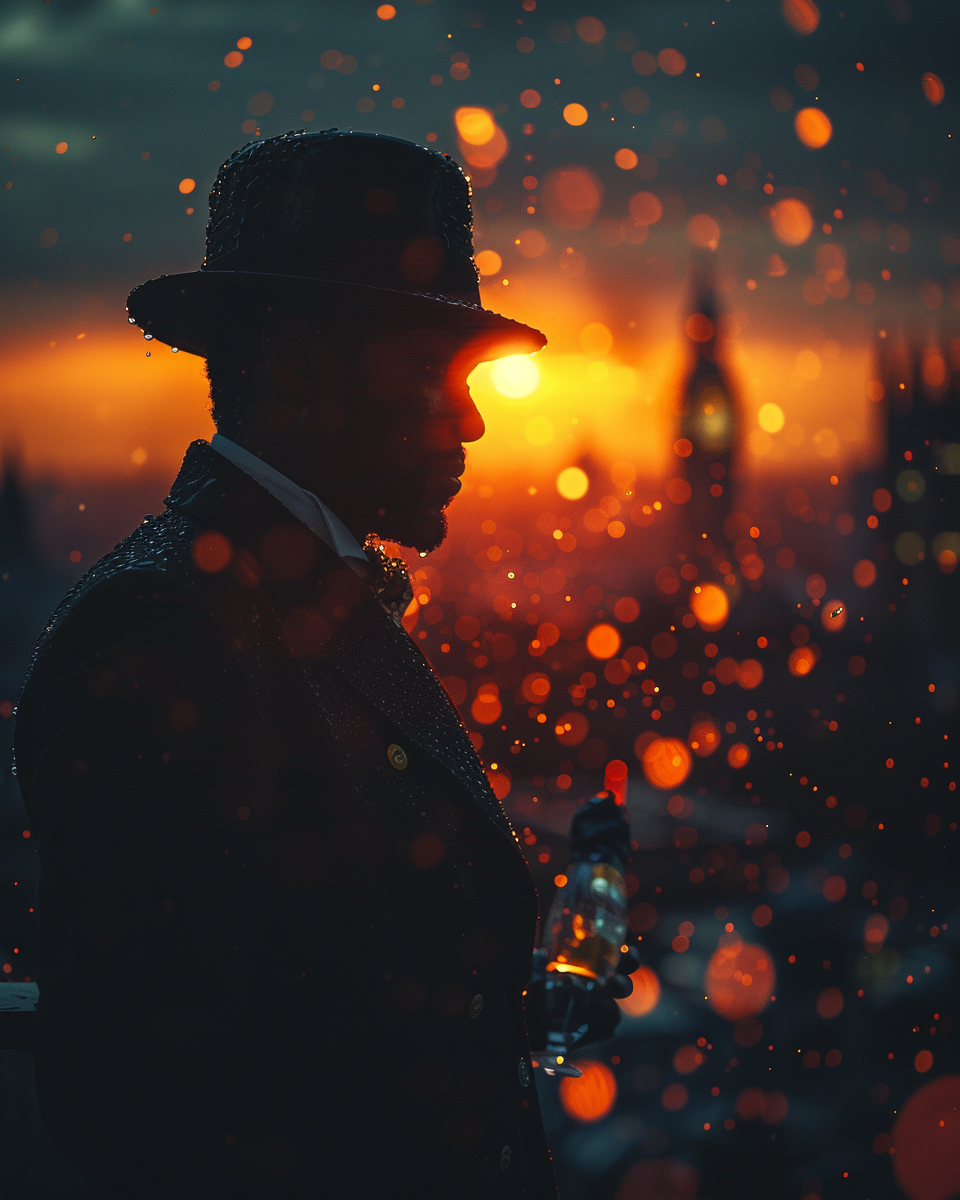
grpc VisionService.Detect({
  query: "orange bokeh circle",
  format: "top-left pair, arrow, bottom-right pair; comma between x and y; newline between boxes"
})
559,1059 -> 618,1123
689,719 -> 720,757
690,583 -> 729,630
616,964 -> 661,1017
705,936 -> 775,1021
586,622 -> 622,659
794,106 -> 832,148
641,737 -> 693,789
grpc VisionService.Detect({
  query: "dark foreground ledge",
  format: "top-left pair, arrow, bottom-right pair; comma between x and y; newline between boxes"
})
0,983 -> 39,1053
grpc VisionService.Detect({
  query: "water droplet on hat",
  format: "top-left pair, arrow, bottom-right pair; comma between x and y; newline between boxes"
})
171,346 -> 179,353
145,351 -> 151,357
143,332 -> 153,341
127,316 -> 136,324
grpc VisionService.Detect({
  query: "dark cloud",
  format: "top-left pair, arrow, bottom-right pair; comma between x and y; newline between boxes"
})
0,0 -> 955,332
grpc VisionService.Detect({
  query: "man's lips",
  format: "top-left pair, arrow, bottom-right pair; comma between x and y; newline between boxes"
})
421,462 -> 464,503
427,456 -> 465,488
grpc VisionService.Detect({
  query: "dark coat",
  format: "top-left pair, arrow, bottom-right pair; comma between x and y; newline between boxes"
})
14,440 -> 559,1200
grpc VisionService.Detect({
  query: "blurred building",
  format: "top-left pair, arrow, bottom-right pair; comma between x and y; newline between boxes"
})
868,330 -> 960,676
676,275 -> 740,569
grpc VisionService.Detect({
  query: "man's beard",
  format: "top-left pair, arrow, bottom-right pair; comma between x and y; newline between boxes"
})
371,504 -> 449,555
366,473 -> 454,553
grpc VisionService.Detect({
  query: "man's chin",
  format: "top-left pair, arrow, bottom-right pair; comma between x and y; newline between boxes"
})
371,506 -> 449,555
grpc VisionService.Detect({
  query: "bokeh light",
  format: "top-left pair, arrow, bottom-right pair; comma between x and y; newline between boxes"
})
586,623 -> 622,660
788,646 -> 818,676
657,49 -> 686,75
474,249 -> 501,276
685,313 -> 714,342
737,660 -> 763,689
616,964 -> 661,1017
580,322 -> 614,356
769,197 -> 814,245
628,191 -> 663,226
559,1059 -> 618,1123
782,0 -> 820,35
470,682 -> 501,725
705,937 -> 776,1020
892,1075 -> 960,1200
454,106 -> 496,145
794,107 -> 832,148
816,986 -> 844,1018
556,466 -> 589,500
641,737 -> 693,789
690,584 -> 729,631
542,167 -> 603,229
821,600 -> 847,631
921,72 -> 945,106
853,559 -> 878,587
758,403 -> 786,433
688,719 -> 721,757
521,672 -> 551,703
687,214 -> 721,250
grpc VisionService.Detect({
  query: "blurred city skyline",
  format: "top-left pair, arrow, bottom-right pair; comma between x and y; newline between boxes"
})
1,0 -> 956,496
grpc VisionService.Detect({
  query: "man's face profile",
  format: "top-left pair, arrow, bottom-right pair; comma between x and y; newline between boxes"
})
246,306 -> 494,553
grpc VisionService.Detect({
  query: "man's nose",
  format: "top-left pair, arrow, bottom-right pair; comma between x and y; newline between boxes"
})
430,393 -> 484,448
457,395 -> 485,444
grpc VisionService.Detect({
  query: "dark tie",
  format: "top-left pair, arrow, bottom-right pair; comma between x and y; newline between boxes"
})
363,543 -> 413,622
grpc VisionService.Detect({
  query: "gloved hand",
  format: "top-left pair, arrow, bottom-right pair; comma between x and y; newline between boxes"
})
525,943 -> 643,1052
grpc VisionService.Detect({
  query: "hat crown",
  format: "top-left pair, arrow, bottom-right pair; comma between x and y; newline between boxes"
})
202,128 -> 480,302
125,129 -> 546,359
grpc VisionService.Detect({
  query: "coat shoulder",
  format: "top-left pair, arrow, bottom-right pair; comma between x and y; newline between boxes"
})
23,508 -> 237,671
14,509 -> 257,756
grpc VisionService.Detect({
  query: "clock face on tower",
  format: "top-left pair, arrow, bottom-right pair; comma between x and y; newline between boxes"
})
685,381 -> 732,455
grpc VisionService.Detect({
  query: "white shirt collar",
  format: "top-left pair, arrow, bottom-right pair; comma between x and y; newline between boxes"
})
208,433 -> 368,565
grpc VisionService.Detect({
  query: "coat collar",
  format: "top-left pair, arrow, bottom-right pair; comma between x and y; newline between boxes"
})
164,440 -> 521,848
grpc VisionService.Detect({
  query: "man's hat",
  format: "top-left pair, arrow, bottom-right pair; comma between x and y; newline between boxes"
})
126,129 -> 546,358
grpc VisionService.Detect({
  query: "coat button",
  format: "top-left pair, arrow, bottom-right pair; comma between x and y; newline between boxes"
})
518,1056 -> 531,1087
387,744 -> 408,770
499,1145 -> 512,1170
469,993 -> 483,1018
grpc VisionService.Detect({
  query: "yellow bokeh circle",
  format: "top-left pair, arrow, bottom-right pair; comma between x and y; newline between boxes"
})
757,403 -> 785,433
557,467 -> 589,500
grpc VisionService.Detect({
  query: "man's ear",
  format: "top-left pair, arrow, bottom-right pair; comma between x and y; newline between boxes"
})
261,311 -> 344,400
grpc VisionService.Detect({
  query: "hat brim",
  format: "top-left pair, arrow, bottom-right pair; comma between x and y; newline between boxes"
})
126,270 -> 546,360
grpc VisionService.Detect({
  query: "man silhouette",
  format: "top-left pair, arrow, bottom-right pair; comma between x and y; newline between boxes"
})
15,130 -> 631,1199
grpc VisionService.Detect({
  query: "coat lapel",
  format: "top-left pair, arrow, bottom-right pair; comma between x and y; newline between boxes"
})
326,588 -> 518,843
163,441 -> 520,848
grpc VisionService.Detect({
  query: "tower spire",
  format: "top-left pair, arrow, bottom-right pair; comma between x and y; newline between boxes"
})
676,262 -> 739,561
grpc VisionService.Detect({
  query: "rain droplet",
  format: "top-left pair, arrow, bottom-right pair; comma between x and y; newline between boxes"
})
143,332 -> 153,341
127,316 -> 137,324
145,351 -> 151,357
831,605 -> 844,618
171,346 -> 178,353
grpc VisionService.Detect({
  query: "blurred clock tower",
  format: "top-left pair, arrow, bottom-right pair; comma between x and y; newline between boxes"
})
675,273 -> 739,564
